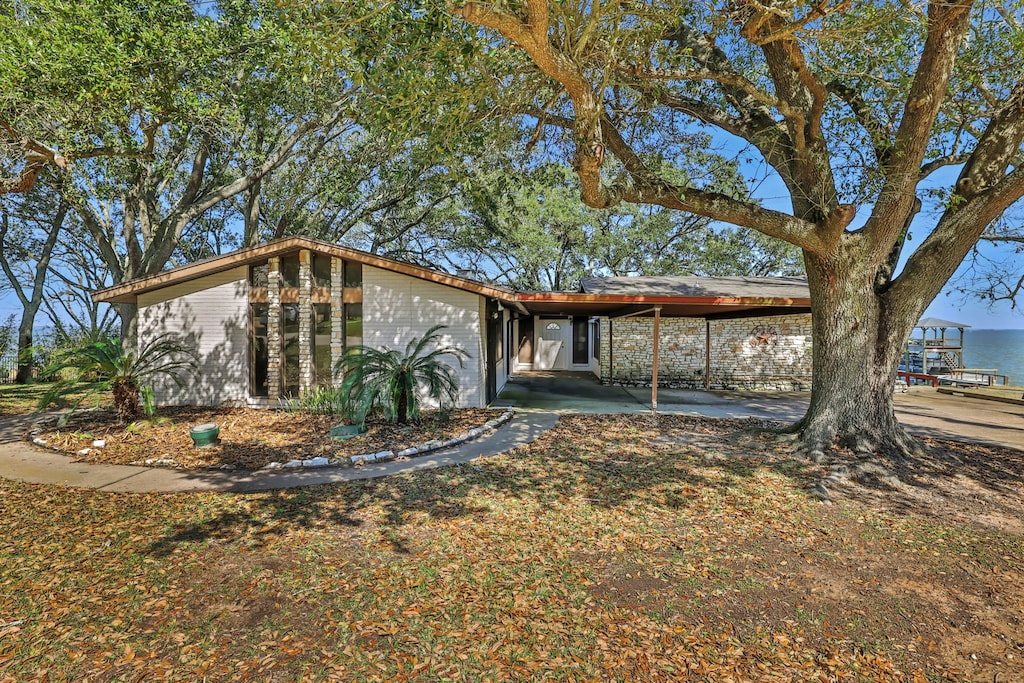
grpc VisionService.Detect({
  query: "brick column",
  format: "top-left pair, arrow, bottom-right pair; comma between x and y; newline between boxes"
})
331,257 -> 345,384
298,250 -> 314,394
267,256 -> 281,399
600,317 -> 611,381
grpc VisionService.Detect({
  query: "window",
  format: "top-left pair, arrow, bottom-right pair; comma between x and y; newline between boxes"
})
281,254 -> 300,288
345,303 -> 362,348
250,304 -> 269,396
545,322 -> 561,331
281,303 -> 300,396
313,303 -> 332,386
592,320 -> 601,360
250,262 -> 269,287
572,316 -> 589,365
312,253 -> 332,288
344,261 -> 362,288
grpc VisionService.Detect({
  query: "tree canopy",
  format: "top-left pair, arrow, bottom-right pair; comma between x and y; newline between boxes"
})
443,0 -> 1024,454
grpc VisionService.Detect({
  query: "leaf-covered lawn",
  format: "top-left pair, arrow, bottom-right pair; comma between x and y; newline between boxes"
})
2,415 -> 1022,681
35,407 -> 506,470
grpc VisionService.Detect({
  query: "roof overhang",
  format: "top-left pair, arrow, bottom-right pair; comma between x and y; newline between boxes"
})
513,291 -> 811,318
93,236 -> 521,307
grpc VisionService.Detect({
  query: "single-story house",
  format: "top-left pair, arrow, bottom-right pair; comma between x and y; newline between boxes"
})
94,236 -> 813,408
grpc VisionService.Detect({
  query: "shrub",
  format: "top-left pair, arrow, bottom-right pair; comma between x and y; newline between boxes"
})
38,336 -> 198,423
335,324 -> 468,425
281,385 -> 350,417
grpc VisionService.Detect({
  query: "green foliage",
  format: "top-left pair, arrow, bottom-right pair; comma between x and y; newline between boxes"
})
335,324 -> 468,425
450,161 -> 802,288
0,0 -> 344,155
281,385 -> 350,418
140,385 -> 157,419
38,336 -> 198,424
0,314 -> 14,358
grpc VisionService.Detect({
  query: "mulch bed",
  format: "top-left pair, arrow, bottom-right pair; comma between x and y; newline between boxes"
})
33,406 -> 506,471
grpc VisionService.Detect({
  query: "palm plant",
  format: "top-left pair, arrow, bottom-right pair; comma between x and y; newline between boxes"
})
335,324 -> 469,425
38,336 -> 199,423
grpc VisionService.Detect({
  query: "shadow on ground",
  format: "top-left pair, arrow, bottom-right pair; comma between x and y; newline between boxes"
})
144,410 -> 1024,559
144,414 -> 820,557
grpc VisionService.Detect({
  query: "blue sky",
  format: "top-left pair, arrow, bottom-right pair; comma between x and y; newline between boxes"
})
921,266 -> 1024,330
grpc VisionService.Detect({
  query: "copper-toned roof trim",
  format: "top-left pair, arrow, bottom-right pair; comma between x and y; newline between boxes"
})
93,236 -> 519,305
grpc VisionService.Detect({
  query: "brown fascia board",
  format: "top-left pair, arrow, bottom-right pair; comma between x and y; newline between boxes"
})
513,291 -> 812,309
92,236 -> 521,306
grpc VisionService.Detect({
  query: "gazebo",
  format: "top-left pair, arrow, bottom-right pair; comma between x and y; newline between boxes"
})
905,317 -> 970,375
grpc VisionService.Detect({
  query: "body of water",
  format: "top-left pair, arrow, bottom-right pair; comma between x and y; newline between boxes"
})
962,329 -> 1024,386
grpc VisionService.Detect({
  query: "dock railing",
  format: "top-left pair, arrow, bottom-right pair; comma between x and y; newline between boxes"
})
897,371 -> 938,387
942,368 -> 1009,387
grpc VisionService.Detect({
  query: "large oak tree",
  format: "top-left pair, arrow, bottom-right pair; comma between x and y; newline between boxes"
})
449,0 -> 1024,455
2,0 -> 354,337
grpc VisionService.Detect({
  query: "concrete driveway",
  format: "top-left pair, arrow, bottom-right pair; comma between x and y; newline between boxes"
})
495,372 -> 808,421
497,372 -> 1024,451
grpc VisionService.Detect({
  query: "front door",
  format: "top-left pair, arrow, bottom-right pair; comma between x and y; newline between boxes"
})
536,318 -> 569,370
485,301 -> 500,403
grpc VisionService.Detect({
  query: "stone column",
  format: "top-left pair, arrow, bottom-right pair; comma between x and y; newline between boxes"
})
267,256 -> 281,399
598,317 -> 610,381
298,249 -> 313,394
331,257 -> 345,384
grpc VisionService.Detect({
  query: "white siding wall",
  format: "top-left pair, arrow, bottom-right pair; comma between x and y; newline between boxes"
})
137,267 -> 249,406
362,266 -> 485,408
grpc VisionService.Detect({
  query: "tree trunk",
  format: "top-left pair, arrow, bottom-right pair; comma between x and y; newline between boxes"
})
117,303 -> 138,355
112,378 -> 141,423
396,387 -> 409,424
15,319 -> 33,384
395,370 -> 410,424
795,247 -> 920,456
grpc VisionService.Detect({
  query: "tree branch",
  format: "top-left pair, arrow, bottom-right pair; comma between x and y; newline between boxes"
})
595,117 -> 824,250
867,1 -> 974,251
920,153 -> 970,179
893,165 -> 1024,309
828,79 -> 892,166
459,1 -> 607,206
616,64 -> 802,120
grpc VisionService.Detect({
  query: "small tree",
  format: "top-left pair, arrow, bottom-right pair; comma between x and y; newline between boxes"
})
335,324 -> 469,425
0,314 -> 14,359
38,336 -> 198,423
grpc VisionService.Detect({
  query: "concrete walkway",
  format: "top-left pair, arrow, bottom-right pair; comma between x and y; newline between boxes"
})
496,373 -> 1024,451
0,411 -> 559,493
2,375 -> 1022,493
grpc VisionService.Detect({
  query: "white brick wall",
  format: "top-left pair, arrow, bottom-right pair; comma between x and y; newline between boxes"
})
137,266 -> 250,405
362,266 -> 485,408
709,315 -> 812,388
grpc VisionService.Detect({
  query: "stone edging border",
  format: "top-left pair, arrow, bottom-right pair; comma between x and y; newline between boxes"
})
258,409 -> 516,471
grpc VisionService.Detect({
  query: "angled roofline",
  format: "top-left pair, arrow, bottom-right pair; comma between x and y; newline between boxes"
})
514,291 -> 812,307
93,236 -> 521,305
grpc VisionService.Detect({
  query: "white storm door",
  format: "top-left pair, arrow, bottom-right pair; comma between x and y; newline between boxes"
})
536,319 -> 569,370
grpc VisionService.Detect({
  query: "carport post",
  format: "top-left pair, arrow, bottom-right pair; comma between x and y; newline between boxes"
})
652,306 -> 661,414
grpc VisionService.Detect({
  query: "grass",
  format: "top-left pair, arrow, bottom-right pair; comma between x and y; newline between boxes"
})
1,414 -> 1022,681
0,381 -> 108,418
957,384 -> 1024,400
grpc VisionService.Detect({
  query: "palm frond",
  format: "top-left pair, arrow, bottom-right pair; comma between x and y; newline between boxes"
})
334,325 -> 471,424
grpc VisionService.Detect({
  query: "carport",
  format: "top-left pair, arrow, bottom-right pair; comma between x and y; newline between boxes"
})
511,276 -> 812,411
494,370 -> 810,421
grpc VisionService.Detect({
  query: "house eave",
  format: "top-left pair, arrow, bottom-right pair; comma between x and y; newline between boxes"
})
93,236 -> 520,305
513,291 -> 811,318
